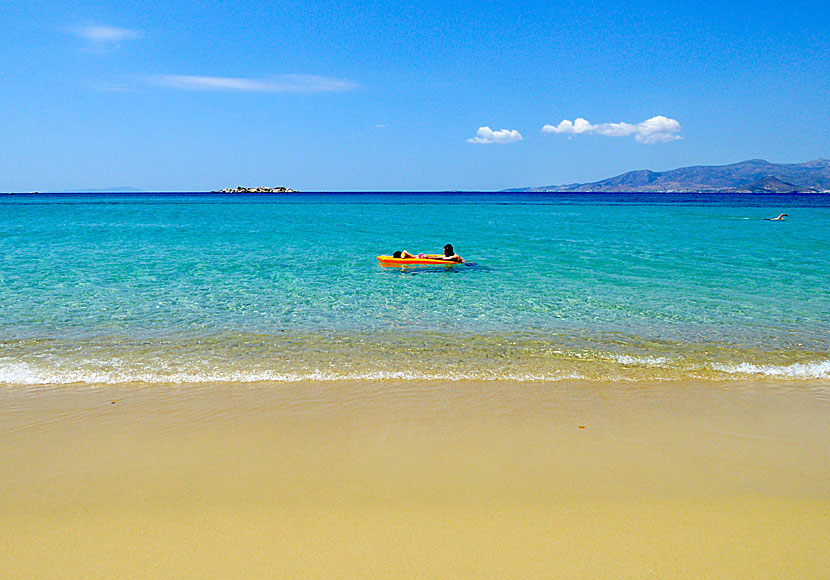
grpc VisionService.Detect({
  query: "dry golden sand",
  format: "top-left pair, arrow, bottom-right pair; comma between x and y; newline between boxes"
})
2,380 -> 829,579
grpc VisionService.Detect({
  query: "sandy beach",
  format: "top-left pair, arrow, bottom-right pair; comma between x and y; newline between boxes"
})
2,379 -> 828,579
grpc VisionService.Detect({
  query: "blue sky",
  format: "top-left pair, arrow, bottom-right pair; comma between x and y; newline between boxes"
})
2,0 -> 827,191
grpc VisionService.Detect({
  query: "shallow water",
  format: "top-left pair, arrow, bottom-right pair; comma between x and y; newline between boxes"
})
1,192 -> 829,384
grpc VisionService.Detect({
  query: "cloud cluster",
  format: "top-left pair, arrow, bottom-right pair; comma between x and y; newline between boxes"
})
467,126 -> 523,145
154,74 -> 358,93
542,115 -> 682,144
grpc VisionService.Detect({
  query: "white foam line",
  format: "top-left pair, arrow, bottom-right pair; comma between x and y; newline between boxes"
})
606,354 -> 672,366
711,361 -> 830,379
4,359 -> 830,386
0,362 -> 585,385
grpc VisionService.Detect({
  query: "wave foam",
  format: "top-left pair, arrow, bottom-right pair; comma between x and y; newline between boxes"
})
606,354 -> 671,367
0,362 -> 585,385
4,358 -> 830,386
711,360 -> 830,379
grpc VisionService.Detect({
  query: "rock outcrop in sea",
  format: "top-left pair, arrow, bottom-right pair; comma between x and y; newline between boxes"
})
212,186 -> 297,193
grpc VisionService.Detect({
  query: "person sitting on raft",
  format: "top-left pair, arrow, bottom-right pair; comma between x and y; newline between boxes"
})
393,244 -> 464,263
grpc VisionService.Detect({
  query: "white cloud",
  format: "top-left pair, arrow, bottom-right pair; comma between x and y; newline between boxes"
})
467,126 -> 523,144
72,25 -> 140,50
154,74 -> 358,93
542,115 -> 682,144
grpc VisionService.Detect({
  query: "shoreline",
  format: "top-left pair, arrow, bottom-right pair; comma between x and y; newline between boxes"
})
3,379 -> 829,579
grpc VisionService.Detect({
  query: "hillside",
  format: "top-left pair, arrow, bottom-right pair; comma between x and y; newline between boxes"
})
510,159 -> 830,193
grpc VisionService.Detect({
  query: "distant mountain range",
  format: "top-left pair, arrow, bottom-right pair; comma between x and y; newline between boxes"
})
508,159 -> 830,193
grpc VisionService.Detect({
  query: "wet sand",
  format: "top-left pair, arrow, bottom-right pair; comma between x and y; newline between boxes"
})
2,380 -> 829,579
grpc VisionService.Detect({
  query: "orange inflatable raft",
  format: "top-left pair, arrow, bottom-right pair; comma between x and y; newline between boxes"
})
376,255 -> 461,266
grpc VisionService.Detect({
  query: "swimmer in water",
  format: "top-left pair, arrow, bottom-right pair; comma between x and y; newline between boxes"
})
765,214 -> 788,221
391,244 -> 464,262
418,244 -> 464,263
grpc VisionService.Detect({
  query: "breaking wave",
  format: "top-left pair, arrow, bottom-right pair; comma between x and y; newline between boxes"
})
2,357 -> 830,387
710,360 -> 830,380
0,361 -> 586,386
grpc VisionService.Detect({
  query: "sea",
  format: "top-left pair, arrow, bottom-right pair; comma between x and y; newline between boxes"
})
1,192 -> 829,386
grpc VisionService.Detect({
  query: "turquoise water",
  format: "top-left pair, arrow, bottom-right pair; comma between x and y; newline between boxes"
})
1,192 -> 829,384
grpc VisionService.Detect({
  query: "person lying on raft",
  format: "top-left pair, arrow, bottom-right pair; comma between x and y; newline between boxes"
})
393,244 -> 464,262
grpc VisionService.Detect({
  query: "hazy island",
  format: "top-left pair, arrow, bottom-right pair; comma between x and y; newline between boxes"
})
507,159 -> 830,193
211,186 -> 297,193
